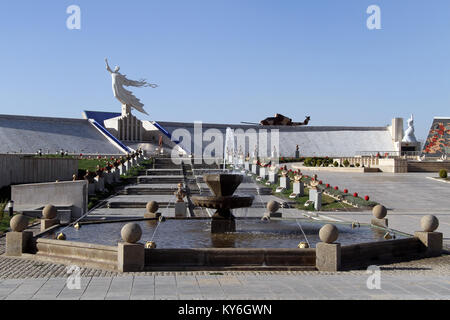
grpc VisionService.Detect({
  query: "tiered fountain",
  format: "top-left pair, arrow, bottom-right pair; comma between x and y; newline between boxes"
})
192,174 -> 253,233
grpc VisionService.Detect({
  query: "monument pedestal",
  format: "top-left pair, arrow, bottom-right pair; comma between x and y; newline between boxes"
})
309,189 -> 322,211
104,105 -> 144,142
269,172 -> 278,184
414,231 -> 442,257
293,182 -> 304,196
175,202 -> 187,217
280,177 -> 290,190
118,242 -> 144,272
88,183 -> 96,195
94,176 -> 105,192
5,231 -> 33,256
114,170 -> 121,182
259,167 -> 267,179
316,242 -> 341,271
371,218 -> 388,228
40,218 -> 59,232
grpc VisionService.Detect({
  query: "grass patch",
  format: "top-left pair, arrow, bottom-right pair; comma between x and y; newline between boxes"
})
0,201 -> 11,233
78,158 -> 111,172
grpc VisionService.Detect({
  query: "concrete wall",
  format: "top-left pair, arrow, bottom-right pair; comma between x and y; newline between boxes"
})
11,181 -> 88,219
144,248 -> 316,270
0,114 -> 124,154
407,161 -> 450,172
154,121 -> 396,158
377,158 -> 408,173
341,238 -> 424,270
0,154 -> 78,188
35,238 -> 118,271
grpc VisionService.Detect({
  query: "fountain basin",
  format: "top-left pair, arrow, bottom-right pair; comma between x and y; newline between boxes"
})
191,195 -> 254,210
203,174 -> 243,196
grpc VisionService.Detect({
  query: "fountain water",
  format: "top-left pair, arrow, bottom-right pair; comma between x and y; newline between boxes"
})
191,174 -> 254,233
224,127 -> 236,170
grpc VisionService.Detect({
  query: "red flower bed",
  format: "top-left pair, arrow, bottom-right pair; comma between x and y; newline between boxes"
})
364,195 -> 370,201
353,192 -> 358,197
343,189 -> 348,193
334,186 -> 338,190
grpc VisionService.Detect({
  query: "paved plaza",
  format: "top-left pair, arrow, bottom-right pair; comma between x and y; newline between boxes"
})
286,166 -> 450,245
1,163 -> 449,300
0,268 -> 449,300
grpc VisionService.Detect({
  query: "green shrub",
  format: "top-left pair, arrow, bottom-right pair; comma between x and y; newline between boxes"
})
355,163 -> 360,167
343,160 -> 350,167
333,161 -> 339,167
316,160 -> 322,167
439,169 -> 448,179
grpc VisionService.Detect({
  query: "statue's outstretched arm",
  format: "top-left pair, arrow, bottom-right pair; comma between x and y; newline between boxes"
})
105,58 -> 113,73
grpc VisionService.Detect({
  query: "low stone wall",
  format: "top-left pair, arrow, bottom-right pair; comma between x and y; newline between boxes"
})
407,161 -> 450,172
144,248 -> 316,270
12,181 -> 88,219
341,238 -> 425,270
35,238 -> 118,271
17,234 -> 438,272
0,154 -> 78,188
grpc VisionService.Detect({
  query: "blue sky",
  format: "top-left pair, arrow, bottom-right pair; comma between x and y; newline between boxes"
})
0,0 -> 449,141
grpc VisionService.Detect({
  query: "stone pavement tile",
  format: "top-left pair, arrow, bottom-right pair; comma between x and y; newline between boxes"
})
386,277 -> 447,299
31,277 -> 67,300
216,275 -> 254,299
375,278 -> 421,299
130,275 -> 154,300
80,277 -> 113,300
195,275 -> 227,300
285,277 -> 334,299
57,276 -> 91,300
5,278 -> 48,300
175,275 -> 203,300
0,279 -> 25,300
235,275 -> 282,299
242,277 -> 298,297
105,276 -> 133,300
155,275 -> 178,299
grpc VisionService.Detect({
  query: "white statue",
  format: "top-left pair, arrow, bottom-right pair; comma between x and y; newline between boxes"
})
271,145 -> 278,159
402,114 -> 417,143
105,58 -> 157,115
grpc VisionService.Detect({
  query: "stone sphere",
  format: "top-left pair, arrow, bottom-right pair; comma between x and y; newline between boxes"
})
266,200 -> 280,213
121,223 -> 142,243
372,205 -> 387,219
10,214 -> 29,232
420,215 -> 439,232
319,224 -> 339,243
146,201 -> 159,214
42,204 -> 57,219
